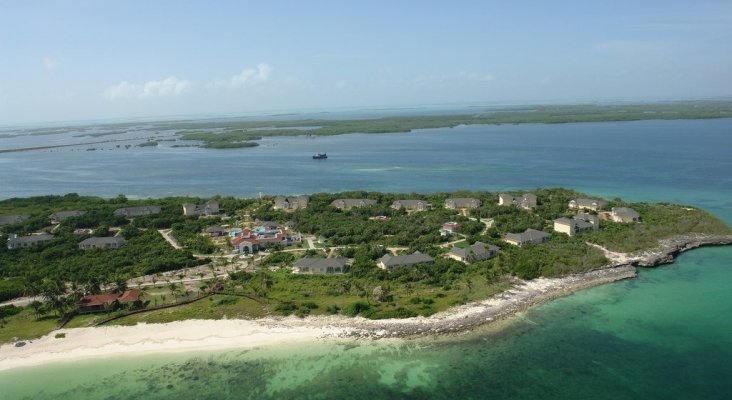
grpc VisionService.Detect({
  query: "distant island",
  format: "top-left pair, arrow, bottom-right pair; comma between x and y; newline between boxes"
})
1,100 -> 732,153
1,188 -> 731,347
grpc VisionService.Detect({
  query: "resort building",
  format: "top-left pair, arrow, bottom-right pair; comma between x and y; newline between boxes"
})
293,257 -> 347,274
378,251 -> 434,270
391,199 -> 430,211
78,236 -> 126,250
611,207 -> 641,223
230,226 -> 295,254
76,290 -> 141,313
330,198 -> 377,210
498,193 -> 538,210
447,242 -> 499,264
568,198 -> 607,211
7,233 -> 54,250
0,215 -> 29,226
504,229 -> 551,246
204,226 -> 226,237
114,206 -> 162,218
182,199 -> 219,216
445,198 -> 481,209
440,222 -> 460,236
553,213 -> 600,236
273,195 -> 310,211
50,210 -> 86,224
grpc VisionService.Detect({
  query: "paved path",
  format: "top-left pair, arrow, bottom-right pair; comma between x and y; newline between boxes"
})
158,229 -> 182,249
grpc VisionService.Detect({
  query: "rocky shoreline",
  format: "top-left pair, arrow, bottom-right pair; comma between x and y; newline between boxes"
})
286,233 -> 732,339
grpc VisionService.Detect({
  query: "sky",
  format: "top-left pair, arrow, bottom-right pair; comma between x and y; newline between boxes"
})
1,0 -> 731,125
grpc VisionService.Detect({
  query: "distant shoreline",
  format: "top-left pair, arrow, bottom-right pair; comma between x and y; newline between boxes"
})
1,234 -> 729,372
2,101 -> 731,153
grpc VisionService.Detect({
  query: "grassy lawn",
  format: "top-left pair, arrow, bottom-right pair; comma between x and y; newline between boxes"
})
0,309 -> 58,343
109,295 -> 273,326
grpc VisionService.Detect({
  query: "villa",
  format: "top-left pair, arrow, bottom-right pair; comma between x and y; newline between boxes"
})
204,226 -> 226,237
568,198 -> 607,211
440,222 -> 460,236
553,213 -> 599,236
447,242 -> 499,264
182,199 -> 219,216
378,251 -> 434,270
391,199 -> 430,211
78,236 -> 126,250
330,198 -> 377,210
76,290 -> 141,314
114,206 -> 162,218
7,233 -> 54,250
293,257 -> 347,274
273,195 -> 310,211
50,210 -> 86,224
611,207 -> 641,223
504,229 -> 551,246
0,215 -> 29,226
498,193 -> 537,210
230,225 -> 293,254
445,198 -> 481,209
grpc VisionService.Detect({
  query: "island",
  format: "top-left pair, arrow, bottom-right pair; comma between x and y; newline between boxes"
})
0,189 -> 730,369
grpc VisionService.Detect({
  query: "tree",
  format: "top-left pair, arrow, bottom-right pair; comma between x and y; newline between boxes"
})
30,300 -> 44,320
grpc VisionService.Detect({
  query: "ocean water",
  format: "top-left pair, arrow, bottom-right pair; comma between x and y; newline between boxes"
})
1,118 -> 731,399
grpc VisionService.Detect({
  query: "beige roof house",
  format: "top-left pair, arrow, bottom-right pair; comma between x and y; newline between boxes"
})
445,198 -> 481,209
498,193 -> 537,210
330,199 -> 377,210
114,206 -> 162,218
447,242 -> 499,264
273,195 -> 310,211
378,251 -> 434,270
0,215 -> 29,226
568,198 -> 607,211
504,229 -> 550,246
182,199 -> 219,216
50,210 -> 86,224
7,233 -> 54,249
391,199 -> 430,211
78,236 -> 126,250
611,207 -> 641,223
553,213 -> 599,236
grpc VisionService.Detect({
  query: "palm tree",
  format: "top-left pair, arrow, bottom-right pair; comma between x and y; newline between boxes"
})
30,300 -> 44,320
168,282 -> 180,301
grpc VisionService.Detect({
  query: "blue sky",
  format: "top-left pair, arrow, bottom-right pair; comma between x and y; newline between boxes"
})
1,0 -> 731,124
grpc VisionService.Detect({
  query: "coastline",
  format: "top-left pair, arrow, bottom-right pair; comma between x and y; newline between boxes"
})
1,234 -> 730,372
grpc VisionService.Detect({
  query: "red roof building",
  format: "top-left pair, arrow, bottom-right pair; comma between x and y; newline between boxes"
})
77,289 -> 141,313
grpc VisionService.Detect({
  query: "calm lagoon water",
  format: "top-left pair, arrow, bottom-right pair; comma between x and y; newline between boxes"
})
1,118 -> 731,399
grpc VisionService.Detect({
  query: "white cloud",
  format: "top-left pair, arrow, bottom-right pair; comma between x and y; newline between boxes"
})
209,63 -> 272,89
104,76 -> 193,100
43,57 -> 59,70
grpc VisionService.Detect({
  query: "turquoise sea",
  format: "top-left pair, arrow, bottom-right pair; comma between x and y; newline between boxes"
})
1,118 -> 731,399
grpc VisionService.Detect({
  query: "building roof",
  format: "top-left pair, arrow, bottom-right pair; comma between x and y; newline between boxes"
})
79,236 -> 126,246
273,195 -> 310,209
570,198 -> 607,209
612,207 -> 640,219
554,217 -> 594,230
446,198 -> 481,208
50,210 -> 86,221
7,233 -> 54,245
449,242 -> 499,260
114,206 -> 162,217
78,290 -> 140,307
379,251 -> 434,268
205,225 -> 226,233
392,199 -> 429,208
0,215 -> 29,226
505,229 -> 550,244
294,257 -> 347,269
330,199 -> 377,208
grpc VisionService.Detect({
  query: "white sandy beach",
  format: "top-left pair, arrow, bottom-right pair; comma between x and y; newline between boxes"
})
0,264 -> 638,372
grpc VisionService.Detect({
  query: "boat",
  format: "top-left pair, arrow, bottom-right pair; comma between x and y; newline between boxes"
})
312,153 -> 327,159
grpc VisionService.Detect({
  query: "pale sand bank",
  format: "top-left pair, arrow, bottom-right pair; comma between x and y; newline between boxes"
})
0,265 -> 636,372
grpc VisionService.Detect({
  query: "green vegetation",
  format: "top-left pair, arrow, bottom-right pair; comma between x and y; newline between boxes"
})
137,141 -> 159,147
0,188 -> 729,341
169,101 -> 732,148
